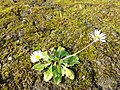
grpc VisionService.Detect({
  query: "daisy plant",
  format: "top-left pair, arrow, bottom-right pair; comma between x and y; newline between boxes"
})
30,29 -> 106,84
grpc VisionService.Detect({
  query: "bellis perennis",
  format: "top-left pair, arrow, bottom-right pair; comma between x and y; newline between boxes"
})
30,29 -> 107,84
30,50 -> 43,63
91,29 -> 106,42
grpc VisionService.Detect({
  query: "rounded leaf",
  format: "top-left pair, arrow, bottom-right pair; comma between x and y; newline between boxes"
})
32,63 -> 50,71
44,65 -> 53,82
63,66 -> 74,80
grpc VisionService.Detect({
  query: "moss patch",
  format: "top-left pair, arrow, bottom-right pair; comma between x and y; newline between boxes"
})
0,0 -> 120,90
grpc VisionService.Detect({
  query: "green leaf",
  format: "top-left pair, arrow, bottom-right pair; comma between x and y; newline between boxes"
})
63,55 -> 80,67
53,57 -> 59,62
53,74 -> 62,84
63,66 -> 74,80
32,63 -> 50,71
52,64 -> 62,84
61,67 -> 65,76
44,65 -> 53,82
42,51 -> 50,61
56,46 -> 69,58
52,64 -> 58,77
52,64 -> 62,77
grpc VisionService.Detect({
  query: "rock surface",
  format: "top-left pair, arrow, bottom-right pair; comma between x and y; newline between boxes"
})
0,0 -> 120,90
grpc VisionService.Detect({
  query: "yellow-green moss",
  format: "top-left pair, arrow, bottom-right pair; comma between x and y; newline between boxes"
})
0,0 -> 120,90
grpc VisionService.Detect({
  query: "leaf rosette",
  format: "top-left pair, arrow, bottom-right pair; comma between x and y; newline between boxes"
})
31,46 -> 80,84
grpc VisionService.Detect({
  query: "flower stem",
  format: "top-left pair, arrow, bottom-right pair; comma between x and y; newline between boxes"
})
61,41 -> 96,60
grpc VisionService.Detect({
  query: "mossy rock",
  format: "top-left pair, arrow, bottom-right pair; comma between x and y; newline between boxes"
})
0,0 -> 120,90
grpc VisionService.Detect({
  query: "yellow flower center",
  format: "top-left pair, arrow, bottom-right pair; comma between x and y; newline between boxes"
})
35,55 -> 40,60
95,35 -> 100,39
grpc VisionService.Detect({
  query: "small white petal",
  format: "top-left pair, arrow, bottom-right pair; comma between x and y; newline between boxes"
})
100,39 -> 106,42
95,29 -> 100,36
100,33 -> 106,37
90,34 -> 94,39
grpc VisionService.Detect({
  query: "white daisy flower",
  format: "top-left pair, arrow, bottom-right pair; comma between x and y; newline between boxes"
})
30,50 -> 43,63
91,29 -> 106,42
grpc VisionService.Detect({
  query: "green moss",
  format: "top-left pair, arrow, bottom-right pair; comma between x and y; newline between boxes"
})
0,0 -> 120,90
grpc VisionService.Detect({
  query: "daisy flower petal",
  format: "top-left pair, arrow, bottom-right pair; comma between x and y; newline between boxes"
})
90,34 -> 94,39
